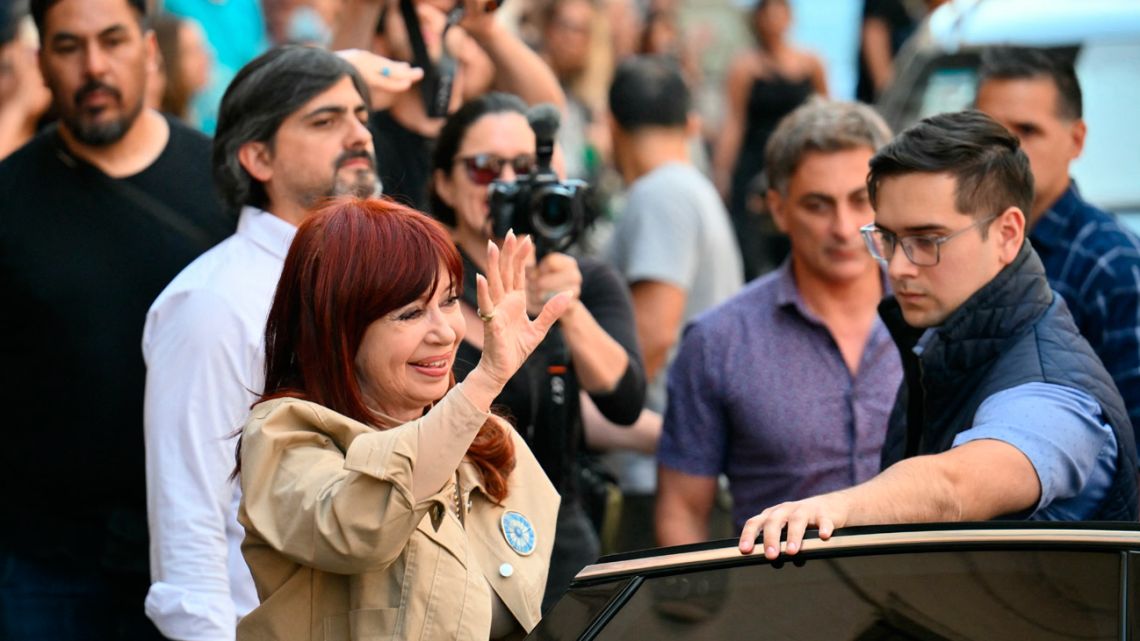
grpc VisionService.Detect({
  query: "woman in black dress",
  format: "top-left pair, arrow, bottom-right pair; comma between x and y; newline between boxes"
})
712,0 -> 827,281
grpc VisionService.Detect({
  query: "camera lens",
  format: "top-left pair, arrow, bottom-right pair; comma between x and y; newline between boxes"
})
531,185 -> 576,240
540,193 -> 572,228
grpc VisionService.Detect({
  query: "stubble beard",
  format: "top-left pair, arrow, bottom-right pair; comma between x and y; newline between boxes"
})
333,167 -> 382,199
297,168 -> 383,211
64,87 -> 144,147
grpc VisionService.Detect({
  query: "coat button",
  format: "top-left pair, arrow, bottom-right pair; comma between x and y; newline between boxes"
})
499,563 -> 514,578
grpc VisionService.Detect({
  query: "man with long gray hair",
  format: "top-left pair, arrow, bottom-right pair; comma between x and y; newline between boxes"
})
656,100 -> 903,546
142,45 -> 393,640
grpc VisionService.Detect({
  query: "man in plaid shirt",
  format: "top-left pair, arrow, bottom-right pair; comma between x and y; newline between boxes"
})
977,46 -> 1140,447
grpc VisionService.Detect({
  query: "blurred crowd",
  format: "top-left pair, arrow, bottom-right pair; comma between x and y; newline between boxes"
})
4,0 -> 1140,639
0,0 -> 947,180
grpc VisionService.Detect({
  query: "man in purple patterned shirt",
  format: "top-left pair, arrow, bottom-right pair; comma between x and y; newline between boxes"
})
656,100 -> 904,545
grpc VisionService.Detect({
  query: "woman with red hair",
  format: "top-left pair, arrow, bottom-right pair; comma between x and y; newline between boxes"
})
235,197 -> 569,640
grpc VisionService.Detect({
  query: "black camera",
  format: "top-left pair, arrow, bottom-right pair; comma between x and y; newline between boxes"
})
487,104 -> 591,258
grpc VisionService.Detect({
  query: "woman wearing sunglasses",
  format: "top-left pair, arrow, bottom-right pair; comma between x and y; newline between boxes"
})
429,92 -> 646,611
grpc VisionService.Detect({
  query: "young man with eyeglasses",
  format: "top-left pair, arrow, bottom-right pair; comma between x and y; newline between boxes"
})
739,110 -> 1139,559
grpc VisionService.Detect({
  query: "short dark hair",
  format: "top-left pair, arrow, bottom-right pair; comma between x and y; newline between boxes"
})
428,92 -> 528,227
31,0 -> 147,36
212,45 -> 370,211
978,46 -> 1082,120
608,55 -> 689,131
867,110 -> 1034,221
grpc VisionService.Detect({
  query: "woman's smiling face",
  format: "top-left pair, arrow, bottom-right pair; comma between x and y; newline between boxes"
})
354,270 -> 465,421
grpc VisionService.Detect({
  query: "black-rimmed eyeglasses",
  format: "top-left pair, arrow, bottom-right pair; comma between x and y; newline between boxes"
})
860,215 -> 999,267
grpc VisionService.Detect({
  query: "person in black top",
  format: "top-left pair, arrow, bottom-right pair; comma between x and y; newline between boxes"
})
0,1 -> 233,639
857,0 -> 916,104
857,0 -> 949,103
429,92 -> 646,611
712,0 -> 827,281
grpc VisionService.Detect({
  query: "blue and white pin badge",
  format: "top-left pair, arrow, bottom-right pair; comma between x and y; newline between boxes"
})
500,511 -> 536,556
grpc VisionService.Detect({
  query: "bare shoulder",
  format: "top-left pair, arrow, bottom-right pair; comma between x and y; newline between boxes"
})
727,50 -> 763,81
799,50 -> 826,75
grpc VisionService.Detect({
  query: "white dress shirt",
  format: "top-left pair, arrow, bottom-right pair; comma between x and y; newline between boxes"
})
142,207 -> 296,641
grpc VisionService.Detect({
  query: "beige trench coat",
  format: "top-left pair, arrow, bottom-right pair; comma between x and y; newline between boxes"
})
236,389 -> 560,641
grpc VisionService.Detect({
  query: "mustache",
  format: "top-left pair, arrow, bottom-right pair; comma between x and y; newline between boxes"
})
75,80 -> 121,106
334,149 -> 376,170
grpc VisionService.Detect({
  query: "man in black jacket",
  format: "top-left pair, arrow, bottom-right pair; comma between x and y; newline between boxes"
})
738,110 -> 1138,559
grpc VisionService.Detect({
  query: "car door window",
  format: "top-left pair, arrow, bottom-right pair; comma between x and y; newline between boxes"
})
593,550 -> 1120,640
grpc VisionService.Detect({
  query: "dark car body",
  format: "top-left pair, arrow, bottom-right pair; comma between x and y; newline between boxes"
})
531,522 -> 1140,640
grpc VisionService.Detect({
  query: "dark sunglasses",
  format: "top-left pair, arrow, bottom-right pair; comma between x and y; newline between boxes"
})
457,153 -> 536,186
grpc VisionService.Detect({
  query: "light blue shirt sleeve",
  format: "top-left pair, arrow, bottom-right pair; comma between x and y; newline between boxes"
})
953,382 -> 1117,520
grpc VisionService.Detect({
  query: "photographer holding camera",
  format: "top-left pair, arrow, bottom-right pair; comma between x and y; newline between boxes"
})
430,92 -> 646,610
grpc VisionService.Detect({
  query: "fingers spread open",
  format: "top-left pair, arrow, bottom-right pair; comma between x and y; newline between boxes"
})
513,236 -> 531,291
476,274 -> 494,320
499,232 -> 516,292
485,240 -> 504,302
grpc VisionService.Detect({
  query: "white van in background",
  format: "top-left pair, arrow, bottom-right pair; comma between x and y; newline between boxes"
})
877,0 -> 1140,230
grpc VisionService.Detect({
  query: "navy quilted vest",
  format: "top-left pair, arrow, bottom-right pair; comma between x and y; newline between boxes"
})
879,242 -> 1138,521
